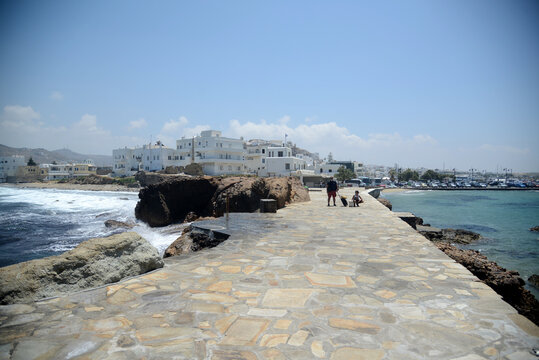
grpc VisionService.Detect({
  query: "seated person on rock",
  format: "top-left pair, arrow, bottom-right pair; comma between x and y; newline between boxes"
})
352,190 -> 363,207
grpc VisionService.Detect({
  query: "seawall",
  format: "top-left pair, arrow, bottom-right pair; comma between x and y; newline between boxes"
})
0,189 -> 537,359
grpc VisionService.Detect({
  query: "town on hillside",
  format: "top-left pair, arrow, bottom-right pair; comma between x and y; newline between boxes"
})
1,129 -> 537,188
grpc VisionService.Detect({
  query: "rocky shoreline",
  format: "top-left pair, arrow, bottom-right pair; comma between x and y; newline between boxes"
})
4,182 -> 139,192
0,232 -> 163,304
379,196 -> 539,326
135,175 -> 310,227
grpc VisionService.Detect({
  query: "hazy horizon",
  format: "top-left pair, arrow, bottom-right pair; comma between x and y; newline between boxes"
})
1,1 -> 538,172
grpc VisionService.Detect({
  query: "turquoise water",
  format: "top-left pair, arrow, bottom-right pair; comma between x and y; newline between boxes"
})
382,190 -> 539,297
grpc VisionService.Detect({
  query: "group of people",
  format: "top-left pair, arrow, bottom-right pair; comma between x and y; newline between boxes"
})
325,177 -> 363,207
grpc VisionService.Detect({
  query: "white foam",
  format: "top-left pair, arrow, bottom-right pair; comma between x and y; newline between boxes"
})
133,223 -> 187,255
0,187 -> 181,256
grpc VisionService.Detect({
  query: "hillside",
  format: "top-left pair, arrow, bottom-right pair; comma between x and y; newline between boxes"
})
0,145 -> 113,167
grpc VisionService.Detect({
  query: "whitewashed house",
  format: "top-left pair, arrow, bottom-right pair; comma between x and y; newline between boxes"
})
244,139 -> 268,175
0,155 -> 26,182
113,141 -> 182,176
176,130 -> 246,176
308,163 -> 342,176
259,145 -> 307,177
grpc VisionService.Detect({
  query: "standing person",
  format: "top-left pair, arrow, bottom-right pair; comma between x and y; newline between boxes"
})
326,177 -> 338,206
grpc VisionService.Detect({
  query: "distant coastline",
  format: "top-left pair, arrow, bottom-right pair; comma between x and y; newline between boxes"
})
0,182 -> 139,192
382,186 -> 536,191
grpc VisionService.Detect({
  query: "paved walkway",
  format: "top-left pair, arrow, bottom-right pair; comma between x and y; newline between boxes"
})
1,189 -> 538,359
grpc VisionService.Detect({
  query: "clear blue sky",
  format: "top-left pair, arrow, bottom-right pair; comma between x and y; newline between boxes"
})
1,0 -> 538,172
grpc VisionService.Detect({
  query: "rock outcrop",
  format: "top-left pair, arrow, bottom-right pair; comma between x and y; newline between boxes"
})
0,232 -> 163,304
104,219 -> 136,229
394,212 -> 424,229
418,226 -> 481,244
164,224 -> 230,257
135,176 -> 310,227
135,171 -> 191,187
436,242 -> 539,326
377,198 -> 392,210
529,274 -> 539,288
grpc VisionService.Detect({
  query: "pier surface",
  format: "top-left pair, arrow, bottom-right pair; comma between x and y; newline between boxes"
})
1,189 -> 537,359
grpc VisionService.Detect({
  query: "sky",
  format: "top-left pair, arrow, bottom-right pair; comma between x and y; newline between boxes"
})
0,1 -> 538,172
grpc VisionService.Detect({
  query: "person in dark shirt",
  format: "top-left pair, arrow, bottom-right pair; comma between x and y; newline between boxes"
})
326,177 -> 338,206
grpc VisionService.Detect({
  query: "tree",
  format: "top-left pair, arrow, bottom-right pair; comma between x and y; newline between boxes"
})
420,170 -> 441,181
27,157 -> 37,166
335,166 -> 355,182
400,168 -> 419,182
388,169 -> 397,182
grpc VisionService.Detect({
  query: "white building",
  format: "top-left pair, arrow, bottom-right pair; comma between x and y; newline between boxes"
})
244,139 -> 284,175
0,155 -> 26,182
113,141 -> 182,176
244,139 -> 268,175
176,130 -> 246,176
309,163 -> 342,176
259,146 -> 307,177
42,162 -> 97,180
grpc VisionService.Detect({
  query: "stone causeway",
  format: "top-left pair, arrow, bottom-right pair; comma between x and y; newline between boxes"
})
0,189 -> 537,359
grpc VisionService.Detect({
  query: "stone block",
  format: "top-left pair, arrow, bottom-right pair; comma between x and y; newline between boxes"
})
260,199 -> 277,213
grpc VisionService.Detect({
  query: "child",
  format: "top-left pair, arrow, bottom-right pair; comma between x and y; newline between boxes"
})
352,190 -> 363,207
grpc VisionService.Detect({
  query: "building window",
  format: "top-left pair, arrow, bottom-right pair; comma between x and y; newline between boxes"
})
262,159 -> 265,163
285,163 -> 290,170
278,151 -> 283,157
329,169 -> 332,172
168,156 -> 171,160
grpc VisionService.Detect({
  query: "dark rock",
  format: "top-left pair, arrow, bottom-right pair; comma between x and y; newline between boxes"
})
135,176 -> 218,227
394,212 -> 423,229
135,176 -> 310,227
0,232 -> 163,304
436,242 -> 539,326
529,274 -> 539,288
440,228 -> 481,244
184,212 -> 199,223
417,225 -> 443,241
180,163 -> 204,176
164,224 -> 230,257
530,226 -> 539,232
377,198 -> 392,210
104,219 -> 135,229
418,226 -> 481,244
135,171 -> 191,187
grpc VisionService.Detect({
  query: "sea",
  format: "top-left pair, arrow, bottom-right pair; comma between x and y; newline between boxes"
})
382,189 -> 539,298
0,186 -> 184,268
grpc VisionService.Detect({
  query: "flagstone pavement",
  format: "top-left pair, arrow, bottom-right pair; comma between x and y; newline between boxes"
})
0,189 -> 538,359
